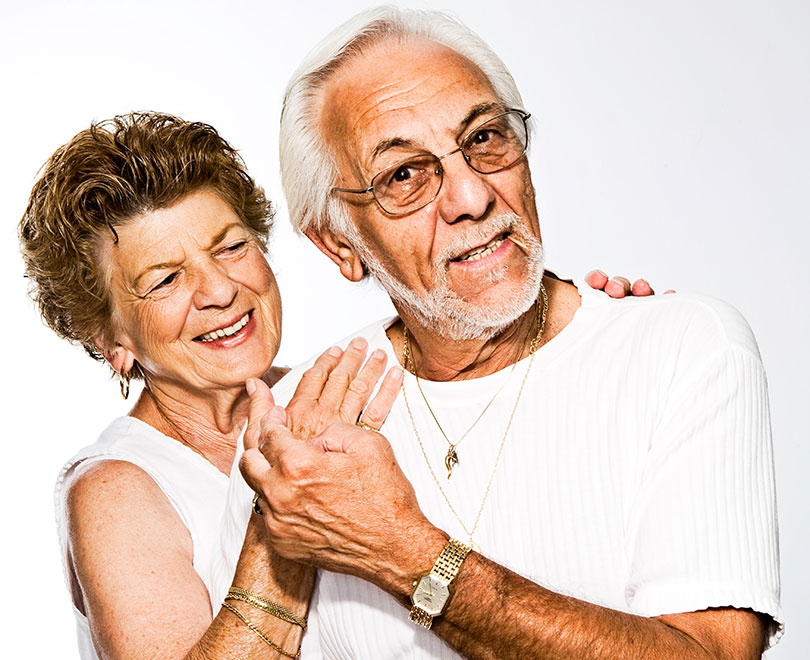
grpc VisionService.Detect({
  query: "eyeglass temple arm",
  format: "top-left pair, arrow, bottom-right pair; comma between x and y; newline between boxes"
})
332,185 -> 374,194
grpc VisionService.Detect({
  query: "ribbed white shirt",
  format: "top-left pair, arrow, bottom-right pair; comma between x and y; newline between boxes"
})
216,281 -> 781,658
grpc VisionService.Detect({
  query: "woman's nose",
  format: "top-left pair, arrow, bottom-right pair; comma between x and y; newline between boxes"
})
192,263 -> 238,309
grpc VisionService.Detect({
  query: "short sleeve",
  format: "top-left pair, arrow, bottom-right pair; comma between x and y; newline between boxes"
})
625,344 -> 782,647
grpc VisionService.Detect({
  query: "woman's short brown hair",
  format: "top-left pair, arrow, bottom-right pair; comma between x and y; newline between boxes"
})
19,111 -> 274,370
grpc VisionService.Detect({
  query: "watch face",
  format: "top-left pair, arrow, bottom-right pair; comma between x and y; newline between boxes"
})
412,574 -> 451,617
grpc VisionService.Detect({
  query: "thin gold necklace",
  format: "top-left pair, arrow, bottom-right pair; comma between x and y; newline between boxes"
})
402,283 -> 548,479
401,283 -> 548,550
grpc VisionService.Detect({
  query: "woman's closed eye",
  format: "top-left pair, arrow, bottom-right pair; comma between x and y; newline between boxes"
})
218,240 -> 248,256
149,271 -> 179,293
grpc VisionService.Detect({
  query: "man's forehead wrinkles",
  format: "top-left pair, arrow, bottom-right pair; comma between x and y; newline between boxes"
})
351,83 -> 483,162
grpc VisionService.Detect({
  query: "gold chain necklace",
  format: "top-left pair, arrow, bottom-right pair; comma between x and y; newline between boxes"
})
402,283 -> 548,479
400,283 -> 548,550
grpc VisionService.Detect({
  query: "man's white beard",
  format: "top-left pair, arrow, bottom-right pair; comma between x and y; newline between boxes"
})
347,214 -> 545,341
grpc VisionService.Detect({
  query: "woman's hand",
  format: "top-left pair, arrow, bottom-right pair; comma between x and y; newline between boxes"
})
244,337 -> 403,450
584,270 -> 675,297
282,337 -> 403,441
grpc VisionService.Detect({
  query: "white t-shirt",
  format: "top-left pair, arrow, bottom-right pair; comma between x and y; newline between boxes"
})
55,416 -> 229,659
216,281 -> 782,658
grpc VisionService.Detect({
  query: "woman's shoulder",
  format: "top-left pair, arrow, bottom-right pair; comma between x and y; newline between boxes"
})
66,458 -> 186,527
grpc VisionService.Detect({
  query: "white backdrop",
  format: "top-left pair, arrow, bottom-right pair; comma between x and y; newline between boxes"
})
1,0 -> 807,657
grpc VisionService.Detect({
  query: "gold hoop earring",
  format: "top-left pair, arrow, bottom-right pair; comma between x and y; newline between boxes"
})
119,371 -> 131,400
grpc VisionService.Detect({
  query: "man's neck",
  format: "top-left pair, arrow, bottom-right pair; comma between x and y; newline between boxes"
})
389,276 -> 580,382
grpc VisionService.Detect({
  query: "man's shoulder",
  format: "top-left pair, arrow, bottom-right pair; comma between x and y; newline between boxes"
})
584,287 -> 761,360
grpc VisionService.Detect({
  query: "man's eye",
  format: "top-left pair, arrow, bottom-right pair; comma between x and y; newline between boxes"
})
391,166 -> 414,182
471,129 -> 494,144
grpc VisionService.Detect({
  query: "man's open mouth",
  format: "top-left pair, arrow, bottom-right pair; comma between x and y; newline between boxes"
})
452,233 -> 508,263
195,311 -> 251,343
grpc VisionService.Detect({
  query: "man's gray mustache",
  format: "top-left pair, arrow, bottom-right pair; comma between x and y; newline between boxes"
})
435,213 -> 540,265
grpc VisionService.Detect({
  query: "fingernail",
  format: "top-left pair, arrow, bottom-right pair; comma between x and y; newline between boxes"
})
246,378 -> 256,395
328,345 -> 342,357
371,349 -> 385,360
350,337 -> 368,350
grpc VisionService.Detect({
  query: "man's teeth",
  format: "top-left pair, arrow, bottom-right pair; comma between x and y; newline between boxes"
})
458,235 -> 506,262
198,313 -> 249,342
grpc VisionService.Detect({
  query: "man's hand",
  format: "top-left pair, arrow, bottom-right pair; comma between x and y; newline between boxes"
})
240,380 -> 438,591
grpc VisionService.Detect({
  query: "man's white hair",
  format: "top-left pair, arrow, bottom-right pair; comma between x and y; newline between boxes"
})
279,5 -> 528,239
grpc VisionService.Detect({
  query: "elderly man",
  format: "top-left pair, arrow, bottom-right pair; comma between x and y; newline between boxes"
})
219,7 -> 781,659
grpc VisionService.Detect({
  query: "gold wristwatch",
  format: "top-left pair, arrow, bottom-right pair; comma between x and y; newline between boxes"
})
408,539 -> 471,629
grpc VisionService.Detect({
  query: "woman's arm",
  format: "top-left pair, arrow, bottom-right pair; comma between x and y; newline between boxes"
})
68,459 -> 312,660
68,341 -> 402,660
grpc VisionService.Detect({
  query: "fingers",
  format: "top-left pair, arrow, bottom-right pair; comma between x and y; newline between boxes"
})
604,276 -> 632,298
358,366 -> 404,431
584,269 -> 609,290
588,270 -> 661,298
631,279 -> 654,296
256,413 -> 301,465
319,337 -> 369,408
318,422 -> 365,453
244,378 -> 279,450
239,447 -> 273,495
289,345 -> 344,403
339,348 -> 388,422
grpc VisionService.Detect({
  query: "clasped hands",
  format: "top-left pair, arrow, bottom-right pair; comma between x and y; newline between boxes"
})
240,338 -> 436,592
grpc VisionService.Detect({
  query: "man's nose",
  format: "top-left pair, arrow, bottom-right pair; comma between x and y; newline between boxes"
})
192,262 -> 238,309
434,152 -> 496,224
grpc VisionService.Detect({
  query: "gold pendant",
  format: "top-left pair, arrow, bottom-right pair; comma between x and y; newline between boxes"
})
445,446 -> 459,479
470,541 -> 482,554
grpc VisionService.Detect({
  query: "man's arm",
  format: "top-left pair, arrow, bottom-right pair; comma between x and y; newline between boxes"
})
402,535 -> 767,660
240,413 -> 769,660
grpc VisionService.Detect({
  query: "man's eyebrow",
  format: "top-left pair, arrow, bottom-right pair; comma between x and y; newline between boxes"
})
371,137 -> 420,160
456,102 -> 506,134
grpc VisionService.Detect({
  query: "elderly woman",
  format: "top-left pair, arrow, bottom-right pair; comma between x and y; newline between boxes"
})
19,111 -> 402,660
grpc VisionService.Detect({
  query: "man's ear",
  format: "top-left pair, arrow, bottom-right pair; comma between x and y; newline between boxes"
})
305,226 -> 365,283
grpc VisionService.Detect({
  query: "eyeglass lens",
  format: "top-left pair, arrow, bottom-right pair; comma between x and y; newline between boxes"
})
372,110 -> 528,215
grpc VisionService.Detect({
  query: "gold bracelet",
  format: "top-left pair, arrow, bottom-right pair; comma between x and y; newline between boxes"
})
221,601 -> 301,658
226,587 -> 308,630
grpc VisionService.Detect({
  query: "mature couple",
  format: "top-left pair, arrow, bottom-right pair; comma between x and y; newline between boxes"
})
21,6 -> 779,660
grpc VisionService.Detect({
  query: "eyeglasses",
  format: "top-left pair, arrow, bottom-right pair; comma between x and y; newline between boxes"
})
333,109 -> 531,216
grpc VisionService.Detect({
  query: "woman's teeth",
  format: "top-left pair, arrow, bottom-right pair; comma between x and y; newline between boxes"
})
198,313 -> 249,342
459,235 -> 506,262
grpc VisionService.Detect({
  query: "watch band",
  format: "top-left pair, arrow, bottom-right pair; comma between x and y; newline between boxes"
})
409,539 -> 471,629
431,539 -> 471,582
408,606 -> 434,628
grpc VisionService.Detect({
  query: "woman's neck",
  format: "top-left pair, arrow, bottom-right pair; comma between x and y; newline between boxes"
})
129,380 -> 250,475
